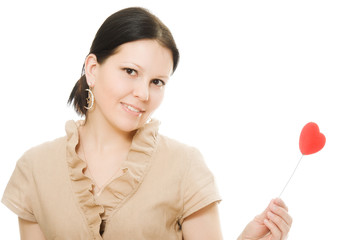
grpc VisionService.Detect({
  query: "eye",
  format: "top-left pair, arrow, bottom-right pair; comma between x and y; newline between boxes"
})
124,68 -> 137,76
151,79 -> 165,87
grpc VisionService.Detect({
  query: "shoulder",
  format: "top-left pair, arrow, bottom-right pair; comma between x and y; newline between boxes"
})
19,136 -> 67,167
157,134 -> 203,158
25,136 -> 66,157
155,134 -> 205,170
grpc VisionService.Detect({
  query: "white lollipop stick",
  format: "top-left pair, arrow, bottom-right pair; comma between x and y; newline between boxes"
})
279,155 -> 304,198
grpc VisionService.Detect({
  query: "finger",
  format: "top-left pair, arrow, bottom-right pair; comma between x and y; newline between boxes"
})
264,219 -> 281,239
267,211 -> 290,237
274,198 -> 288,211
270,203 -> 292,226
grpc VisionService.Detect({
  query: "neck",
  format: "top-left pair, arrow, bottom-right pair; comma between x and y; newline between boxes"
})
81,113 -> 135,154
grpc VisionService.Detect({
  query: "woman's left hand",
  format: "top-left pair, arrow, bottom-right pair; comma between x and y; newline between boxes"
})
238,198 -> 292,240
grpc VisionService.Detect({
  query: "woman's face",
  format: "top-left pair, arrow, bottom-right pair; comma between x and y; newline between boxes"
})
86,39 -> 173,133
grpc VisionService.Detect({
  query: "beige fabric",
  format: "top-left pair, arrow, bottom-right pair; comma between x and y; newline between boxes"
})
2,119 -> 221,239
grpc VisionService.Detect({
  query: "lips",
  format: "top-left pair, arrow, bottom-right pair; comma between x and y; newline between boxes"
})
121,103 -> 145,116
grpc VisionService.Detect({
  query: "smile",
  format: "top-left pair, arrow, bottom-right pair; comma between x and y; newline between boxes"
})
121,103 -> 145,116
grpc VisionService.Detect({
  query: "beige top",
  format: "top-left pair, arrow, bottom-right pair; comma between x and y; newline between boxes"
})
2,120 -> 221,239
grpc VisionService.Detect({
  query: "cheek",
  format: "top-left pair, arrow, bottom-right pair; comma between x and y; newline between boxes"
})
98,73 -> 131,100
149,89 -> 165,109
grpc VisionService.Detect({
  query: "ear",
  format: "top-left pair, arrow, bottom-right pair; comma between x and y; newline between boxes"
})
84,54 -> 98,87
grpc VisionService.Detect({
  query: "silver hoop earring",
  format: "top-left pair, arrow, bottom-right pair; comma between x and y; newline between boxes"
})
84,88 -> 94,110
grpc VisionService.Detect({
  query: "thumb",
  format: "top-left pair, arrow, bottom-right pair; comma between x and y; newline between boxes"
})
255,199 -> 274,222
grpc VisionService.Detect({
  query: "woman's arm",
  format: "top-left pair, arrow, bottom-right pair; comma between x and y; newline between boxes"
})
238,198 -> 292,240
182,198 -> 291,240
18,218 -> 46,240
182,202 -> 223,240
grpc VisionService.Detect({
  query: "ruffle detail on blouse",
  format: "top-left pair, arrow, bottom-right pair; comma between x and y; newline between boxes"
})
65,120 -> 104,239
65,119 -> 160,237
96,119 -> 160,220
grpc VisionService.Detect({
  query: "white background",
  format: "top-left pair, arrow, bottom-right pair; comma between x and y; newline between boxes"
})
1,0 -> 359,239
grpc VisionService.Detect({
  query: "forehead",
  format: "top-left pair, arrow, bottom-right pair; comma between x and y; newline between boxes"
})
109,39 -> 173,75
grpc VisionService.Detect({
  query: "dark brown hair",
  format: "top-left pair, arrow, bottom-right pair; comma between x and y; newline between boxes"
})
68,7 -> 179,116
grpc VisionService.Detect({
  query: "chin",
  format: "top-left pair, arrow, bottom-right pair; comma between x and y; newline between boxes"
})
114,118 -> 144,133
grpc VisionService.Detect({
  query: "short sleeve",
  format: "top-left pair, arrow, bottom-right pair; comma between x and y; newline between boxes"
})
181,147 -> 221,221
2,153 -> 36,222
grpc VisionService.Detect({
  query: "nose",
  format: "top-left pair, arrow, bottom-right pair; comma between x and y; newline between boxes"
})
133,79 -> 149,101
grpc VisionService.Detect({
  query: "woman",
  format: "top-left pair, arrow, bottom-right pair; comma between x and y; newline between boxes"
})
2,7 -> 292,240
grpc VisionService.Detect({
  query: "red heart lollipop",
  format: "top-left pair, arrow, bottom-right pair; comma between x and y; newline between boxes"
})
279,122 -> 326,197
299,122 -> 326,155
